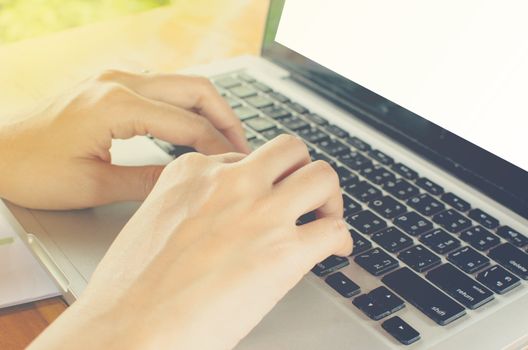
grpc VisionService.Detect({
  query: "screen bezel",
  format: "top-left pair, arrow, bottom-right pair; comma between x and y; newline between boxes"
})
262,0 -> 528,219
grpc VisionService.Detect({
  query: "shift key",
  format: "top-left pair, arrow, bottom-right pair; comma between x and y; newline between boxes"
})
382,267 -> 466,326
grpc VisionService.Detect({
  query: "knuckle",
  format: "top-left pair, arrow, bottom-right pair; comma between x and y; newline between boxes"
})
312,160 -> 338,181
276,134 -> 309,154
98,82 -> 130,103
94,69 -> 124,82
169,152 -> 208,171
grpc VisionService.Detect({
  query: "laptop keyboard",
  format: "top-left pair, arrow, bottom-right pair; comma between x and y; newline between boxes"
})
160,72 -> 528,346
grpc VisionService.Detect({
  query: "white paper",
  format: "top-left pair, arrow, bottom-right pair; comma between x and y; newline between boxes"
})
0,203 -> 60,309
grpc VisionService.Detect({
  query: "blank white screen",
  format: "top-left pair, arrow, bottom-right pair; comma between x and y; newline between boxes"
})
276,0 -> 528,171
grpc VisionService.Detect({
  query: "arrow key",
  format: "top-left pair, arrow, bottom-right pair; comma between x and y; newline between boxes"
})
325,272 -> 361,298
353,286 -> 405,320
382,316 -> 421,345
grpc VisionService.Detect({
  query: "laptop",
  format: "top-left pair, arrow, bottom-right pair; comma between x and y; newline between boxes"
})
7,0 -> 528,348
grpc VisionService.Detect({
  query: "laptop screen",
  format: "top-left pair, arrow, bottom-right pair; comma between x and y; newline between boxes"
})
263,0 -> 528,218
275,0 -> 528,173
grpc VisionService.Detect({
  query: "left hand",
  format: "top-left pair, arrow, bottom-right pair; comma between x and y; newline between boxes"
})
0,70 -> 249,209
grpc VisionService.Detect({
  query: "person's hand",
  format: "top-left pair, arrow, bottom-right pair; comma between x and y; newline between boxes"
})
0,70 -> 249,210
29,135 -> 353,350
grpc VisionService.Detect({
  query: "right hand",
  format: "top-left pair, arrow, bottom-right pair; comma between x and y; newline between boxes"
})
29,135 -> 353,350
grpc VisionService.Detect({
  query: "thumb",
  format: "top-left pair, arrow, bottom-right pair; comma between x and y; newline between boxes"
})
100,164 -> 165,202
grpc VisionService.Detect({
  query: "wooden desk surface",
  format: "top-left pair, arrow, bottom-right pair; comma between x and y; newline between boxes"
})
0,1 -> 267,348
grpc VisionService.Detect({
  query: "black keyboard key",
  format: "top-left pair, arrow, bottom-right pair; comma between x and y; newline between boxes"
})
312,255 -> 349,277
371,227 -> 413,253
245,117 -> 276,132
269,91 -> 289,103
426,263 -> 494,309
460,226 -> 500,251
248,137 -> 266,150
468,209 -> 500,229
391,163 -> 418,181
347,210 -> 387,235
353,293 -> 394,321
399,245 -> 441,272
433,209 -> 472,233
238,73 -> 255,82
225,96 -> 241,108
234,106 -> 258,120
336,167 -> 359,186
441,192 -> 471,212
311,152 -> 336,167
350,229 -> 373,256
279,115 -> 310,131
305,113 -> 328,126
407,193 -> 446,217
416,177 -> 444,196
285,101 -> 309,114
343,194 -> 362,217
368,149 -> 394,166
346,181 -> 383,203
382,316 -> 421,346
261,127 -> 288,140
325,272 -> 361,298
297,127 -> 329,144
447,246 -> 490,273
353,287 -> 405,321
384,179 -> 420,200
338,151 -> 373,171
229,85 -> 258,98
382,267 -> 466,326
476,265 -> 521,294
215,76 -> 240,88
296,211 -> 316,225
245,95 -> 274,109
345,136 -> 372,152
488,243 -> 528,280
244,128 -> 256,140
317,139 -> 350,157
420,228 -> 461,254
369,196 -> 407,219
354,248 -> 399,276
251,81 -> 272,92
369,286 -> 405,313
496,226 -> 528,248
261,105 -> 291,119
325,124 -> 349,138
393,212 -> 433,236
361,165 -> 396,185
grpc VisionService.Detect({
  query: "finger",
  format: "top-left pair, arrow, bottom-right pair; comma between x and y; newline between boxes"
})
104,71 -> 250,153
101,86 -> 235,155
296,217 -> 353,260
97,164 -> 165,203
243,134 -> 311,185
272,160 -> 343,220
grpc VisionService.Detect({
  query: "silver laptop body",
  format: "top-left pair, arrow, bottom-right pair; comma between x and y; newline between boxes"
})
8,1 -> 528,349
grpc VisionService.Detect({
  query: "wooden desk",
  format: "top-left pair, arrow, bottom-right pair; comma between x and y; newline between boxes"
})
0,1 -> 267,348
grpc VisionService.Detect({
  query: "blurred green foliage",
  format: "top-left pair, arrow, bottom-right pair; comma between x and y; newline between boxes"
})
0,0 -> 170,44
